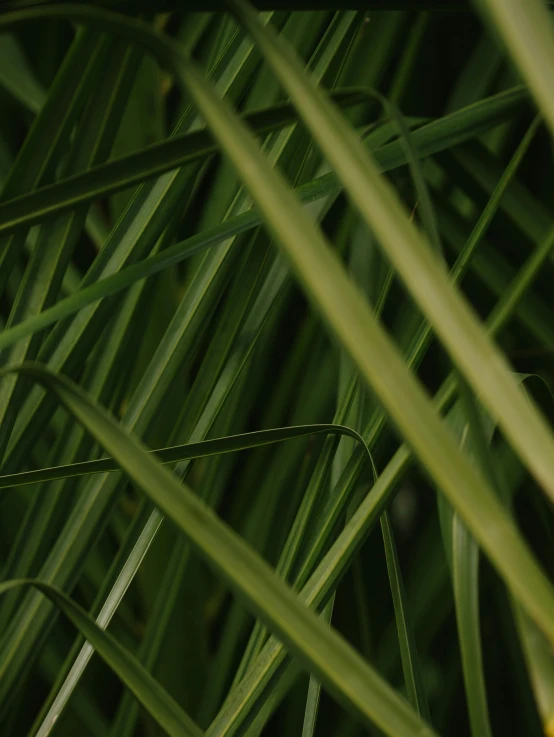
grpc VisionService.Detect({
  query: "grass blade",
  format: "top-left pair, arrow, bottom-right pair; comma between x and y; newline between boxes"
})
2,362 -> 435,737
475,0 -> 554,136
0,578 -> 203,737
135,2 -> 554,647
0,424 -> 368,490
230,0 -> 554,512
0,88 -> 369,237
381,511 -> 430,721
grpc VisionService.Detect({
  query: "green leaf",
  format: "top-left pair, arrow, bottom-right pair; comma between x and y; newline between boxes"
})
0,88 -> 521,355
475,0 -> 554,136
0,424 -> 367,491
0,36 -> 141,461
301,596 -> 334,737
230,0 -> 554,514
381,511 -> 430,720
141,0 -> 554,648
204,86 -> 554,737
0,578 -> 203,737
0,88 -> 370,237
0,28 -> 101,302
2,7 -> 554,737
31,502 -> 165,737
437,397 -> 496,737
0,34 -> 46,114
1,362 -> 435,737
514,606 -> 554,737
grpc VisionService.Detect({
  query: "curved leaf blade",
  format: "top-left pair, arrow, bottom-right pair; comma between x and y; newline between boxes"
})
1,362 -> 434,737
0,423 -> 367,490
0,579 -> 203,737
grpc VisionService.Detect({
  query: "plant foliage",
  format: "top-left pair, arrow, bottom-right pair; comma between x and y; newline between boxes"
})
0,2 -> 554,737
